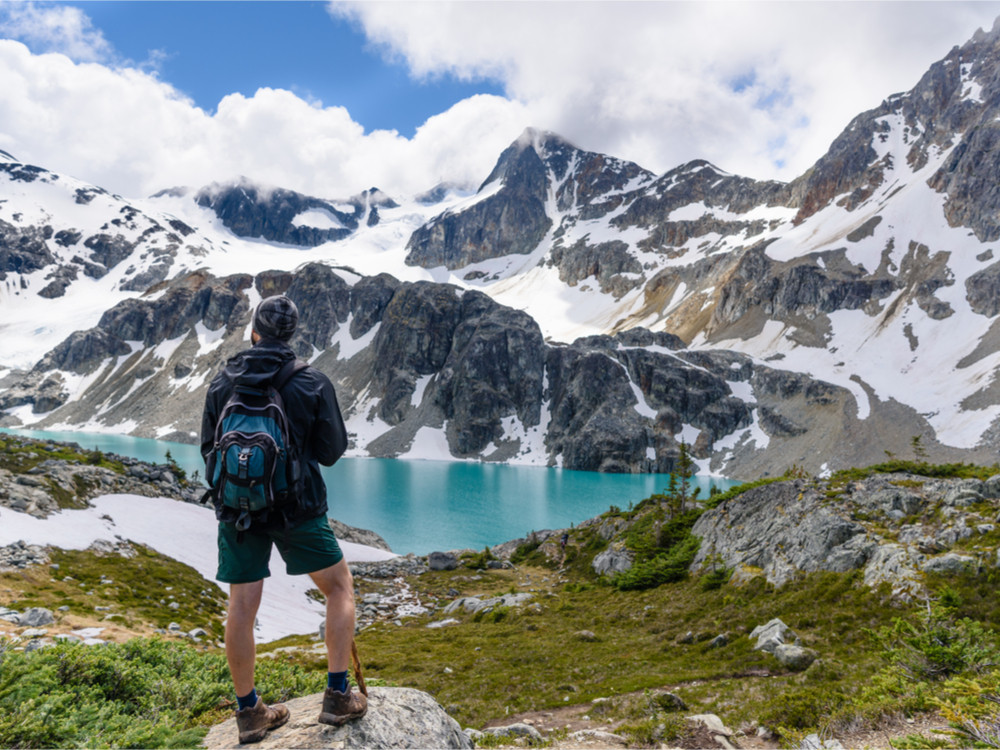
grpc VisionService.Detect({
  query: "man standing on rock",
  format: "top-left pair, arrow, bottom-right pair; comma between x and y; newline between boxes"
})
201,294 -> 367,744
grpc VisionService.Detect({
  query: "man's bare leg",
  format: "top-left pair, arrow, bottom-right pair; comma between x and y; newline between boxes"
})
227,580 -> 264,696
311,559 -> 366,725
308,559 -> 355,672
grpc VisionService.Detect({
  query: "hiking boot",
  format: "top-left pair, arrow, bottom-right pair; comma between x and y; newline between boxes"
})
236,697 -> 290,744
318,686 -> 367,726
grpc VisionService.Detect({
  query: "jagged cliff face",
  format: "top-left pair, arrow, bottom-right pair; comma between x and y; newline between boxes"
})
8,20 -> 1000,475
0,263 -> 872,474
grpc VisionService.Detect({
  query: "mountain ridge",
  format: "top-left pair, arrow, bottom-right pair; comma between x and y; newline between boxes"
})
6,19 -> 1000,475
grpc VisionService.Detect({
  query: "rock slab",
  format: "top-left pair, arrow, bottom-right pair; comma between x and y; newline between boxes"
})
202,687 -> 472,749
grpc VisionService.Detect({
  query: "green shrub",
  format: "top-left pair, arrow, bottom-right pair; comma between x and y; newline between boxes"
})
462,547 -> 496,570
625,508 -> 702,559
474,606 -> 510,624
760,686 -> 846,731
0,638 -> 319,749
699,566 -> 731,592
510,538 -> 542,565
614,534 -> 700,591
872,604 -> 1000,681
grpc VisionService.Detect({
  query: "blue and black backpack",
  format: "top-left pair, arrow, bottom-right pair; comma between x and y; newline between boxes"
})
208,359 -> 309,534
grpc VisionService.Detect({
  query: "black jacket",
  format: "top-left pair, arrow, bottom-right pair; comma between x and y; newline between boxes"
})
201,338 -> 348,527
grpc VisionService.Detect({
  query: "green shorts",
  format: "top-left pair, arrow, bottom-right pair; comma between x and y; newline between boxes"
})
217,515 -> 344,584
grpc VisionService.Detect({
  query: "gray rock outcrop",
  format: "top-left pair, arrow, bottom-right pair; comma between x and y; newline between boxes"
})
592,546 -> 635,576
0,541 -> 49,570
202,687 -> 472,749
691,479 -> 874,587
428,551 -> 459,571
442,592 -> 533,615
691,472 -> 1000,598
327,518 -> 392,552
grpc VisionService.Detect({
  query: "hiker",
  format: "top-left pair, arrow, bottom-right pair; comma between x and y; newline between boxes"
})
201,295 -> 366,744
560,532 -> 569,552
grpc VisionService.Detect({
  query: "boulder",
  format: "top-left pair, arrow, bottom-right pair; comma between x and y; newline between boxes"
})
202,687 -> 472,749
428,551 -> 459,571
442,593 -> 533,615
592,546 -> 634,576
566,730 -> 629,747
18,607 -> 55,628
922,552 -> 977,574
686,714 -> 733,737
479,722 -> 543,741
652,691 -> 688,711
775,644 -> 818,671
798,733 -> 846,750
750,618 -> 794,654
685,714 -> 736,748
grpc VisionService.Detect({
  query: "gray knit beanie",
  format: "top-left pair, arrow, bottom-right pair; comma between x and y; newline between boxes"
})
253,295 -> 299,341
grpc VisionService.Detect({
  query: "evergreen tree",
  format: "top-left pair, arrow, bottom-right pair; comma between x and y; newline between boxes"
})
675,440 -> 695,506
665,472 -> 680,519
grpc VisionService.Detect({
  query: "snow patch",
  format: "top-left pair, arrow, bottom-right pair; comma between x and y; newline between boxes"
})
195,322 -> 227,357
0,495 -> 395,642
679,424 -> 700,444
961,64 -> 984,104
332,317 -> 379,361
628,380 -> 657,419
291,208 -> 346,231
399,425 -> 453,461
411,374 -> 433,407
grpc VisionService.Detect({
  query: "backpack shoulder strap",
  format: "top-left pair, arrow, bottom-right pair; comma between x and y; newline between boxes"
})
272,359 -> 309,392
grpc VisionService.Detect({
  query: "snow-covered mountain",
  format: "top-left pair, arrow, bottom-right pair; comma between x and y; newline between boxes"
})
6,18 -> 1000,477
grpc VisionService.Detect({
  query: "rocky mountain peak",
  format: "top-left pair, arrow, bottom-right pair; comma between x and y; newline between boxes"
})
359,187 -> 398,208
414,181 -> 474,205
194,178 -> 365,246
406,128 -> 655,271
791,14 -> 1000,230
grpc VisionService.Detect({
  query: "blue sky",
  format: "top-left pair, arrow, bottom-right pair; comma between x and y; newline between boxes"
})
80,1 -> 504,137
2,1 -> 1000,200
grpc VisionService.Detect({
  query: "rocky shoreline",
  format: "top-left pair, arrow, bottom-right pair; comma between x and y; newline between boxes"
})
0,434 -> 203,520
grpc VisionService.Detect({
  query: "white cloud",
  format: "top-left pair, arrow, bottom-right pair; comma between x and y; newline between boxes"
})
331,0 -> 1000,180
0,39 -> 528,199
2,1 -> 1000,203
0,1 -> 112,62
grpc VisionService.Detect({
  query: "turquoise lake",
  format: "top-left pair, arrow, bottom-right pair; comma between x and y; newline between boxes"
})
2,428 -> 736,555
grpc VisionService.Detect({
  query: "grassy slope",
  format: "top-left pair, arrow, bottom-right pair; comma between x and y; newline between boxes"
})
3,444 -> 1000,747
